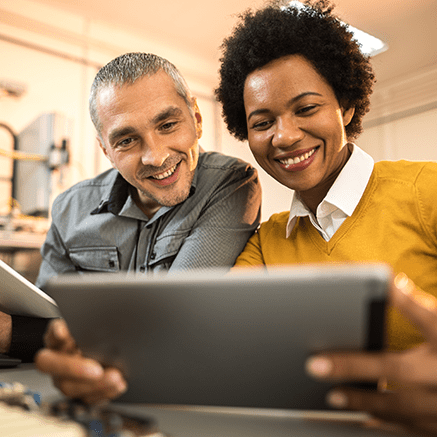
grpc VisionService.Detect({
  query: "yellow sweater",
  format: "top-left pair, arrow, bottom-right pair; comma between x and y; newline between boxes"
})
235,160 -> 437,351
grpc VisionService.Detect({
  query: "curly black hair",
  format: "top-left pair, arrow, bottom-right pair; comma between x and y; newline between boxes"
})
215,0 -> 375,141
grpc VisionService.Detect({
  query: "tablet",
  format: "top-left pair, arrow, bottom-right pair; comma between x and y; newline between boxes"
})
46,263 -> 390,409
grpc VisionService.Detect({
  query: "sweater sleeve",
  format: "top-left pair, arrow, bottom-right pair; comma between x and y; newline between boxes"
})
234,230 -> 265,267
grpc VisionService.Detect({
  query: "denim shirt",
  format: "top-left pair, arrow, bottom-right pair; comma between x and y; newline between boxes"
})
36,151 -> 261,290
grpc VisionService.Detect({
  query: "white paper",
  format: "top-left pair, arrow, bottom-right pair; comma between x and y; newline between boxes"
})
0,259 -> 60,318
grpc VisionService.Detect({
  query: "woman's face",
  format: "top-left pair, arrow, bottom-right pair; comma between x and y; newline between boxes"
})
243,55 -> 354,211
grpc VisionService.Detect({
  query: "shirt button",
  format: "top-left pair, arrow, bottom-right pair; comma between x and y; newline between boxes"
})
139,265 -> 146,273
150,252 -> 156,260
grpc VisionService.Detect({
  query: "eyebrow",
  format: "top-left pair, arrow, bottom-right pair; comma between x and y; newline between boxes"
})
108,126 -> 136,145
108,106 -> 184,145
152,106 -> 184,125
247,92 -> 323,121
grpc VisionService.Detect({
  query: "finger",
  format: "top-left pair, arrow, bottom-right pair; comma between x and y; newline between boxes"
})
81,369 -> 128,404
306,352 -> 387,382
35,349 -> 104,381
54,368 -> 127,404
306,347 -> 437,386
391,273 -> 437,345
44,319 -> 77,353
327,387 -> 437,428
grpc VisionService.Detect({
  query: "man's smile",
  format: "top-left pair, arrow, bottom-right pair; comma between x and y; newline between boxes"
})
149,162 -> 180,180
143,161 -> 182,187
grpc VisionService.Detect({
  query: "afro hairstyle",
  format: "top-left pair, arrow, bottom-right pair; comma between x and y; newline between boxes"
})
215,0 -> 375,142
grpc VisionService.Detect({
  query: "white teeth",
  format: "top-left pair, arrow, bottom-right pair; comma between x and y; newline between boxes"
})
151,164 -> 177,180
278,148 -> 316,165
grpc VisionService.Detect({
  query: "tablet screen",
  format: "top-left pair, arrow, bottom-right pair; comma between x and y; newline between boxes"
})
47,263 -> 390,409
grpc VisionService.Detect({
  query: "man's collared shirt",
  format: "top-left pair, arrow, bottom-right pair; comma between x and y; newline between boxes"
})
36,151 -> 261,289
286,144 -> 374,240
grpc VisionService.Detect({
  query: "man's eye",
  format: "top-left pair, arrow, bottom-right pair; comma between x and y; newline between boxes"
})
117,137 -> 135,147
161,121 -> 177,131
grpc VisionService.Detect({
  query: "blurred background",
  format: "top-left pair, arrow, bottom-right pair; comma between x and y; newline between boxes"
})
0,0 -> 436,280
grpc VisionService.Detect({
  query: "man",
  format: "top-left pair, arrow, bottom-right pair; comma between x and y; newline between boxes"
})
38,52 -> 260,284
3,52 -> 261,369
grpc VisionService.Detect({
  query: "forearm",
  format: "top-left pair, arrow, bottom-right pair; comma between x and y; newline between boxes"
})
0,312 -> 12,353
171,167 -> 261,271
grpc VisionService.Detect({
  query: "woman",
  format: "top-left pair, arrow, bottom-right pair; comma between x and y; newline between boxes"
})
215,0 -> 437,353
215,0 -> 437,433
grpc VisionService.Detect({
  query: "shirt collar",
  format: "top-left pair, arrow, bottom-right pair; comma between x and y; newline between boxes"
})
286,144 -> 374,237
91,171 -> 130,216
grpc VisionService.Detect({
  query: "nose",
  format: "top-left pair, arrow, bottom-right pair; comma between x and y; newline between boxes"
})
271,116 -> 304,148
141,136 -> 170,167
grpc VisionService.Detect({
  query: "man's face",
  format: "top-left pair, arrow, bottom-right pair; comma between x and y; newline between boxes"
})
243,55 -> 354,210
96,71 -> 202,217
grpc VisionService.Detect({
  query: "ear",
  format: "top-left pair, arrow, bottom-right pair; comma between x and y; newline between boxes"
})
342,106 -> 355,127
97,136 -> 116,168
192,98 -> 203,139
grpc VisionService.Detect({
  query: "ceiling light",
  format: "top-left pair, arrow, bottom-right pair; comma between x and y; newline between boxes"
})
0,79 -> 27,98
346,25 -> 388,56
285,1 -> 388,57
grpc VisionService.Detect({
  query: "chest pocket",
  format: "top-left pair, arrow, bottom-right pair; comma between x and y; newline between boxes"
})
147,230 -> 190,270
69,247 -> 120,272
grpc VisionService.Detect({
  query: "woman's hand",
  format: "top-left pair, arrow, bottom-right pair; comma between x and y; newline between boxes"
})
306,273 -> 437,435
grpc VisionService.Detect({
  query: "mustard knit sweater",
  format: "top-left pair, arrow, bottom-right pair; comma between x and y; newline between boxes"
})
235,160 -> 437,351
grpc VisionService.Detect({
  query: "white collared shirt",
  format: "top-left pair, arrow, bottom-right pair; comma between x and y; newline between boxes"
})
286,144 -> 374,241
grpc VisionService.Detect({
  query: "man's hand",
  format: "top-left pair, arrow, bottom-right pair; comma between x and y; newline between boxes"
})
34,319 -> 127,404
306,273 -> 437,435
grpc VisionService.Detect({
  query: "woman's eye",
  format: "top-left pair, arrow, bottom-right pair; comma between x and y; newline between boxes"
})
252,120 -> 272,130
297,105 -> 317,115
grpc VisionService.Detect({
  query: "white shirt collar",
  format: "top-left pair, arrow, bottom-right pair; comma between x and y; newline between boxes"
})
286,144 -> 374,238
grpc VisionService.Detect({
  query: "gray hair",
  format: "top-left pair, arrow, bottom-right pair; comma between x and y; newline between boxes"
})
89,52 -> 193,135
